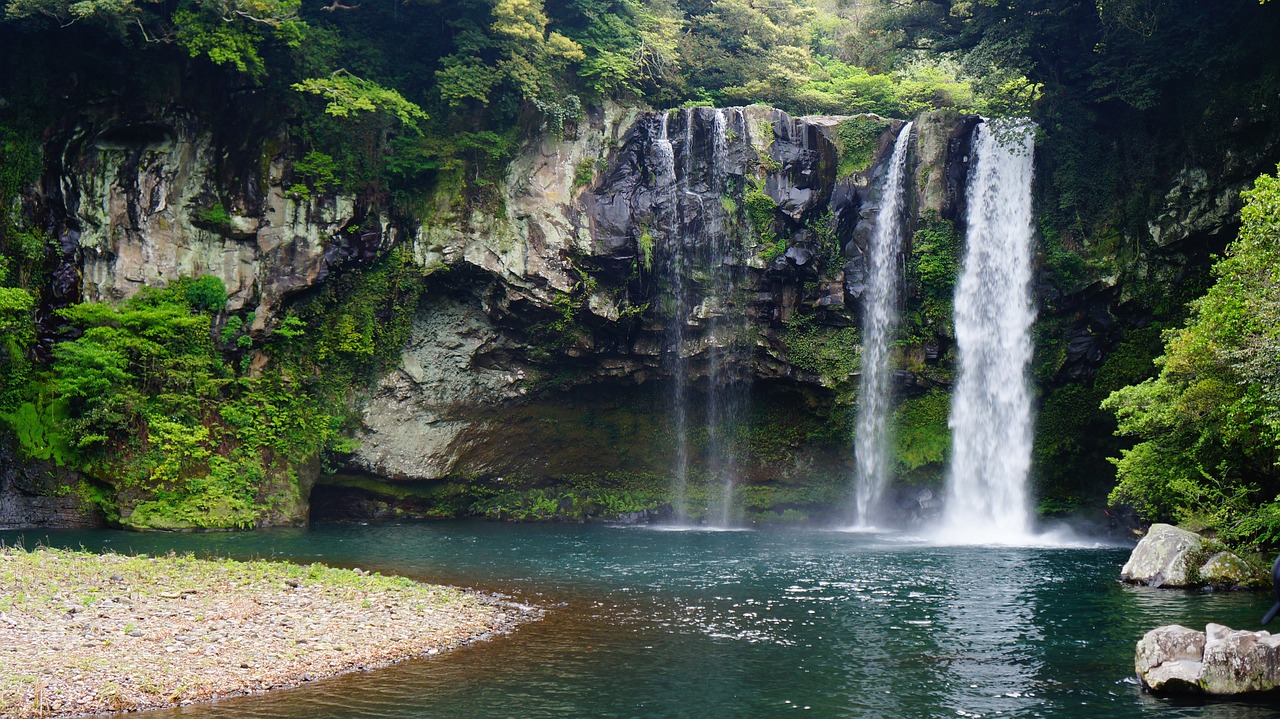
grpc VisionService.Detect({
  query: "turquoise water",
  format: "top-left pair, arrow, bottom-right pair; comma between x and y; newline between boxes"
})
6,522 -> 1276,719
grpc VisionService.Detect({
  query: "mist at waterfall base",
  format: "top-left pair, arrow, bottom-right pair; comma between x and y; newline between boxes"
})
12,523 -> 1276,719
852,121 -> 914,529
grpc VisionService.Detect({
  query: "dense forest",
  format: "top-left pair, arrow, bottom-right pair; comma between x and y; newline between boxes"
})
3,0 -> 1280,548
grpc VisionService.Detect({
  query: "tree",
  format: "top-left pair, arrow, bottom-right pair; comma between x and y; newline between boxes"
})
1104,166 -> 1280,548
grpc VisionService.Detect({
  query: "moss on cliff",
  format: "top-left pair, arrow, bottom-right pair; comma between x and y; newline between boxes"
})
890,389 -> 950,487
834,116 -> 892,179
781,315 -> 861,388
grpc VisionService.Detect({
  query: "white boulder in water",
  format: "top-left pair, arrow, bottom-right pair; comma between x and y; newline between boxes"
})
1121,523 -> 1202,587
1136,623 -> 1280,695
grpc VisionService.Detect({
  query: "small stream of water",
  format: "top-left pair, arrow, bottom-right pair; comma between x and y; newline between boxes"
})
853,121 -> 914,528
656,107 -> 752,527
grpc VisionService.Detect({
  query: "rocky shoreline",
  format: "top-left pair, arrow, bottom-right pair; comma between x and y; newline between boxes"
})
0,547 -> 538,718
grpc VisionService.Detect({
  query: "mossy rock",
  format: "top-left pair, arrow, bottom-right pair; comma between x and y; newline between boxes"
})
1197,551 -> 1254,588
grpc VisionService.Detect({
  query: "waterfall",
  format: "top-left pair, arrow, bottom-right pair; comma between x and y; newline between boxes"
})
655,111 -> 692,522
657,107 -> 752,527
705,107 -> 750,528
852,121 -> 914,528
940,119 -> 1037,543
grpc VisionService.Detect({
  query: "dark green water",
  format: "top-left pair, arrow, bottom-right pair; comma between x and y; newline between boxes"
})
6,523 -> 1277,719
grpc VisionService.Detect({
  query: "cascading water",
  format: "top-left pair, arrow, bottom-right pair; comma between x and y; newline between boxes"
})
653,111 -> 692,522
655,107 -> 752,527
852,121 -> 914,528
939,119 -> 1037,544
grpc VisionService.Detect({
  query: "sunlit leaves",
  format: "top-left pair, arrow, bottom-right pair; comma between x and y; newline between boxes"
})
292,71 -> 428,130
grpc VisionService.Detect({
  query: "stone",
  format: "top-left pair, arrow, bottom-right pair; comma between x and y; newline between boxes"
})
1147,167 -> 1241,248
1121,523 -> 1203,587
1135,624 -> 1205,677
1200,623 -> 1280,694
1198,551 -> 1253,587
912,110 -> 980,220
1135,623 -> 1280,695
0,439 -> 104,530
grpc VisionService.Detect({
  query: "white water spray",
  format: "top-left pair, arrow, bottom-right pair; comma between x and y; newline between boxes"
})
939,119 -> 1037,544
853,121 -> 914,527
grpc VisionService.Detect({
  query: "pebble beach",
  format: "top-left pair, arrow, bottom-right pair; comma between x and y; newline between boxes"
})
0,547 -> 536,718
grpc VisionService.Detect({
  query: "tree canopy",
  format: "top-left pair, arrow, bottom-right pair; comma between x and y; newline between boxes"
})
1104,167 -> 1280,548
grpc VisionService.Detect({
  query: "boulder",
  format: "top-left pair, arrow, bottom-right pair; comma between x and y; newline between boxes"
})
1201,623 -> 1280,694
1135,624 -> 1205,692
1199,551 -> 1253,587
1136,623 -> 1280,695
1121,523 -> 1203,587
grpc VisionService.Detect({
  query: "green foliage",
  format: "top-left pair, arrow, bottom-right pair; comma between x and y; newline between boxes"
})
744,181 -> 779,253
782,314 -> 860,387
904,212 -> 959,342
1103,166 -> 1280,549
2,399 -> 72,466
890,389 -> 950,485
1039,223 -> 1096,294
276,244 -> 427,384
4,0 -> 147,31
292,71 -> 427,131
806,210 -> 840,274
470,487 -> 664,521
1094,323 -> 1164,393
0,286 -> 35,412
526,290 -> 585,363
759,234 -> 787,262
834,116 -> 892,178
637,228 -> 654,272
792,54 -> 1023,118
192,203 -> 232,228
0,246 -> 424,530
573,156 -> 603,188
287,150 -> 337,199
0,126 -> 40,204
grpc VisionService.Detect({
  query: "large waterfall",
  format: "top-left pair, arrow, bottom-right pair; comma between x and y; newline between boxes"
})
939,120 -> 1037,543
852,121 -> 914,527
653,107 -> 752,527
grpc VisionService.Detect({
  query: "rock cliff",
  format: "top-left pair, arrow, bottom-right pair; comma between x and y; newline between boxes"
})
9,96 -> 1261,526
347,107 -> 976,498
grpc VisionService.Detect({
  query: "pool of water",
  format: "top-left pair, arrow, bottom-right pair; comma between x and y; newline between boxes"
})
6,522 -> 1276,719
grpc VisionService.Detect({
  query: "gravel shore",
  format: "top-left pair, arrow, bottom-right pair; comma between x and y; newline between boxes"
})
0,546 -> 536,717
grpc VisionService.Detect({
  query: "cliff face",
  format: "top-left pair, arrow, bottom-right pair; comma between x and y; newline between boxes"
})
0,438 -> 103,529
346,106 -> 980,504
13,96 -> 1265,526
22,103 -> 982,520
36,110 -> 393,332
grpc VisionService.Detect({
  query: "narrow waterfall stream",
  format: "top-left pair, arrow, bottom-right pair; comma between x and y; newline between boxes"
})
654,111 -> 692,522
656,107 -> 752,527
852,121 -> 914,527
941,120 -> 1038,543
